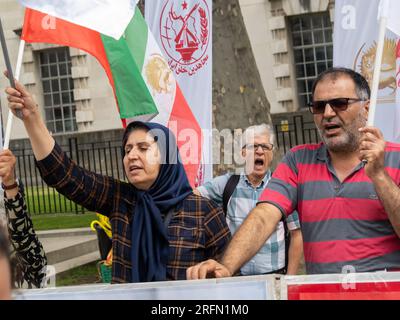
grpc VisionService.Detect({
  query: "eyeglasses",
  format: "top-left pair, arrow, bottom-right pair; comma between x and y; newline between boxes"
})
307,98 -> 366,115
243,143 -> 274,152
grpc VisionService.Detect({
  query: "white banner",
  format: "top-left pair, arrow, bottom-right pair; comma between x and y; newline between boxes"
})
334,0 -> 400,142
145,0 -> 213,184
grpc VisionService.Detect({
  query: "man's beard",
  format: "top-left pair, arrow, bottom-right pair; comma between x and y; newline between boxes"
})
318,113 -> 366,153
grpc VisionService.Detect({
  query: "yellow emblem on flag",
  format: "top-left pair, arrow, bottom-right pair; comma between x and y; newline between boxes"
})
355,37 -> 397,98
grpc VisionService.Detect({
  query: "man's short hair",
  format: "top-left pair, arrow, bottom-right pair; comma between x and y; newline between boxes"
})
241,124 -> 275,148
311,67 -> 371,101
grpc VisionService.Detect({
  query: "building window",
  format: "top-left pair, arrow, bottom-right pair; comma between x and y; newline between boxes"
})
39,48 -> 77,133
290,13 -> 333,109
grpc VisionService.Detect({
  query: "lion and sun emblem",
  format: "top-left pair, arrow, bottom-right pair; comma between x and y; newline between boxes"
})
354,38 -> 397,98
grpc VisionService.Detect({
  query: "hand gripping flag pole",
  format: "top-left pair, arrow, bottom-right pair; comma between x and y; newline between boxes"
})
0,17 -> 26,149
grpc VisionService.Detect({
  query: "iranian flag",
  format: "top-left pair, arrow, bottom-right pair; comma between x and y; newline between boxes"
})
20,7 -> 202,186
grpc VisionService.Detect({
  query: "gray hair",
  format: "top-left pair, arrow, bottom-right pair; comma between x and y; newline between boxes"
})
241,124 -> 275,148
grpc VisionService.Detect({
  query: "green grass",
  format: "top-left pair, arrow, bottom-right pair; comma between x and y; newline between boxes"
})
25,186 -> 84,215
56,261 -> 101,287
32,212 -> 97,231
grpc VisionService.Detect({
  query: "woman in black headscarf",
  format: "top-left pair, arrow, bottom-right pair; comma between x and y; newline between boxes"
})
5,80 -> 231,283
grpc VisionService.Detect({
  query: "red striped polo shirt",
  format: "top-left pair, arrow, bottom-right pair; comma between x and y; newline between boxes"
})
259,142 -> 400,274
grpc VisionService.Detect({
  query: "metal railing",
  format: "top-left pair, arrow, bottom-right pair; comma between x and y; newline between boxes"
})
13,138 -> 125,215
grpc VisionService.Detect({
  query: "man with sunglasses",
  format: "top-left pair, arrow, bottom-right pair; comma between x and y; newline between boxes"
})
187,67 -> 400,279
194,124 -> 302,276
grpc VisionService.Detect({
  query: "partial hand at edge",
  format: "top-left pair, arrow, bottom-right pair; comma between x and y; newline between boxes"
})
186,259 -> 232,280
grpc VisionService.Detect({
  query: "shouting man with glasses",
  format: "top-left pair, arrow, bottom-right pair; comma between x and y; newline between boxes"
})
188,67 -> 400,279
194,124 -> 302,276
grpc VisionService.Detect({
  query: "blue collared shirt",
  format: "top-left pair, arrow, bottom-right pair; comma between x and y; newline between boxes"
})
198,171 -> 300,275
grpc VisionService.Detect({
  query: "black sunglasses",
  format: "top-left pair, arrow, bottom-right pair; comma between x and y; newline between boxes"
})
307,98 -> 366,114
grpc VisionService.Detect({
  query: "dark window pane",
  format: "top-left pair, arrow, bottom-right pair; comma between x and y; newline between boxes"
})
303,31 -> 313,45
40,52 -> 49,64
65,120 -> 74,132
307,79 -> 314,93
69,78 -> 74,89
296,64 -> 305,78
49,52 -> 57,63
55,121 -> 64,133
312,16 -> 323,28
317,61 -> 327,74
327,60 -> 333,68
54,107 -> 62,119
59,63 -> 68,76
294,49 -> 304,63
63,106 -> 71,118
47,122 -> 55,133
50,65 -> 58,77
61,79 -> 69,91
58,50 -> 66,62
53,93 -> 60,105
326,46 -> 333,60
293,32 -> 302,47
315,47 -> 326,61
51,79 -> 59,92
43,80 -> 51,93
301,17 -> 311,30
325,30 -> 333,43
323,15 -> 332,28
62,92 -> 71,104
297,80 -> 307,94
41,66 -> 49,78
304,48 -> 314,62
313,30 -> 324,44
305,63 -> 316,77
291,18 -> 301,31
44,94 -> 52,106
45,108 -> 53,121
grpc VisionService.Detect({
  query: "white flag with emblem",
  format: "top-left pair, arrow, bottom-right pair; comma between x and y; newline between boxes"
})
334,0 -> 400,142
145,0 -> 213,184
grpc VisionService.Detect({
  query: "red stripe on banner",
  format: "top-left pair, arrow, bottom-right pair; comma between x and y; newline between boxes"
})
303,235 -> 400,264
299,198 -> 387,223
259,189 -> 293,215
288,282 -> 400,300
168,86 -> 202,187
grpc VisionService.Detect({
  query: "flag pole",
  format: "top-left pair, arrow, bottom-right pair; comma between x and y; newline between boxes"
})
3,39 -> 25,150
368,0 -> 389,126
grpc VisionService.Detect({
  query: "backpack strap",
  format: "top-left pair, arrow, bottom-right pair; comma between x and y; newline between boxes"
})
222,174 -> 240,216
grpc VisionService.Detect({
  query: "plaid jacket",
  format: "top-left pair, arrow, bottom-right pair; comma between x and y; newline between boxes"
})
36,143 -> 231,283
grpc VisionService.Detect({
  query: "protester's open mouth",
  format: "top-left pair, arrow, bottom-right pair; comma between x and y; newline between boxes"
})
323,123 -> 342,135
254,159 -> 265,168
